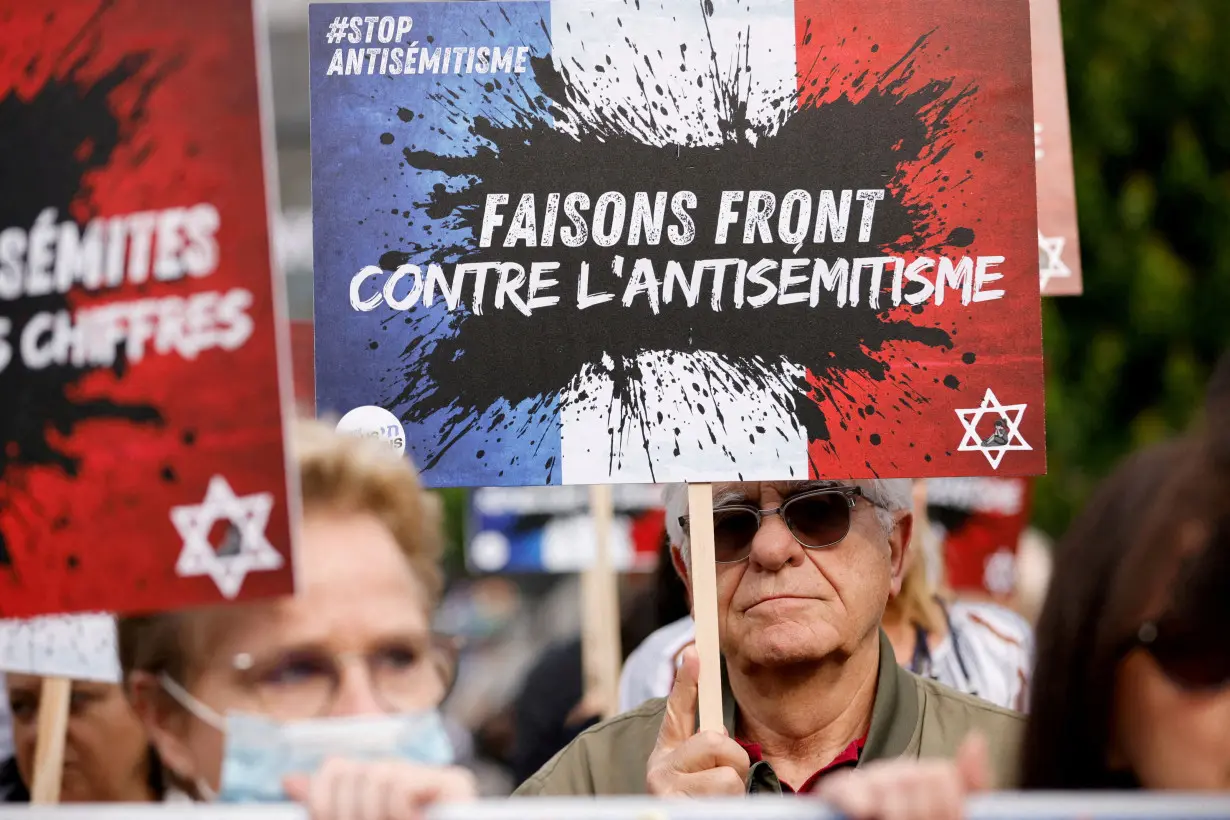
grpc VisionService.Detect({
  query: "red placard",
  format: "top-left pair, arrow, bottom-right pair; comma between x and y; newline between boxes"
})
1032,0 -> 1083,295
291,320 -> 315,412
0,0 -> 296,617
928,477 -> 1033,599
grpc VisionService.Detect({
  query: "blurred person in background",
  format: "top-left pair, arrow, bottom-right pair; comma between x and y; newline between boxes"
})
1011,528 -> 1053,625
1022,430 -> 1230,789
518,478 -> 1022,801
511,537 -> 677,784
120,420 -> 476,818
617,532 -> 694,713
620,481 -> 1034,713
0,676 -> 11,774
1,676 -> 159,802
881,481 -> 1034,712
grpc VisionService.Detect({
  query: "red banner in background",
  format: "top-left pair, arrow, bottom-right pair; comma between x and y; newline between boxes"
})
1032,0 -> 1083,296
291,320 -> 315,412
927,477 -> 1033,600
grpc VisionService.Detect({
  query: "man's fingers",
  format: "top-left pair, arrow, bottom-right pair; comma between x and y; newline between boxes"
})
956,732 -> 990,793
671,730 -> 751,778
674,767 -> 747,797
656,644 -> 701,752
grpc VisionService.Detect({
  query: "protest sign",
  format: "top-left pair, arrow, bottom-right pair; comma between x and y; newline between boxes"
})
0,0 -> 296,618
0,613 -> 119,683
467,484 -> 665,573
309,0 -> 1046,487
927,476 -> 1033,599
1031,0 -> 1083,295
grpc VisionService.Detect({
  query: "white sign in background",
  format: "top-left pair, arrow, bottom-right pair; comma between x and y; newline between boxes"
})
0,613 -> 120,683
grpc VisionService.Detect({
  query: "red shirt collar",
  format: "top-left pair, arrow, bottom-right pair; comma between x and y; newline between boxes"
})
735,734 -> 866,794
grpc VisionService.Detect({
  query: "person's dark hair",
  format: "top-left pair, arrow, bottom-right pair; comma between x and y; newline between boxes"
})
1203,349 -> 1230,466
1021,434 -> 1227,788
653,528 -> 691,628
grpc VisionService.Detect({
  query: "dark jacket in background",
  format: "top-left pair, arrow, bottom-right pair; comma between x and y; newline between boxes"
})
510,638 -> 599,785
0,757 -> 29,803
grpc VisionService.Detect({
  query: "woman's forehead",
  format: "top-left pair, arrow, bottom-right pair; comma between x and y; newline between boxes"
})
197,580 -> 432,665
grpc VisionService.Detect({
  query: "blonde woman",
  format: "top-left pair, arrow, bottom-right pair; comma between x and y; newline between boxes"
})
120,420 -> 476,817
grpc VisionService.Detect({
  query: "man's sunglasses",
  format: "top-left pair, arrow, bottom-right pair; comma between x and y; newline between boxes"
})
1122,617 -> 1230,691
678,486 -> 862,564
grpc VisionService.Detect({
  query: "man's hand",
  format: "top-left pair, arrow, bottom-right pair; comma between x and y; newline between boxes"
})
646,645 -> 750,797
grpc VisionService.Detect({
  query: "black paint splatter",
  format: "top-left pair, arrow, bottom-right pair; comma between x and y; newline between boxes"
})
378,7 -> 978,479
0,12 -> 166,561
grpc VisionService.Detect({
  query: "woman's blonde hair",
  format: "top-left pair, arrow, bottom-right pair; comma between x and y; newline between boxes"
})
118,418 -> 444,685
884,482 -> 944,635
887,546 -> 945,635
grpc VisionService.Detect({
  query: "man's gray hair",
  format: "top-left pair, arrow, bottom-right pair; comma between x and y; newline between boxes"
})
664,479 -> 913,569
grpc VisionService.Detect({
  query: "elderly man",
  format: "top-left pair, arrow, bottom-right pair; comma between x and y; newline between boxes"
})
515,479 -> 1023,796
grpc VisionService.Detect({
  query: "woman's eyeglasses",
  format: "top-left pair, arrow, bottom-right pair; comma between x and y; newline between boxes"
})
678,486 -> 863,564
1124,618 -> 1230,692
232,633 -> 464,720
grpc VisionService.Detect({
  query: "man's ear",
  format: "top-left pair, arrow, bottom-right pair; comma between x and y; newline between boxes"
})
888,511 -> 913,597
127,671 -> 199,785
670,543 -> 694,608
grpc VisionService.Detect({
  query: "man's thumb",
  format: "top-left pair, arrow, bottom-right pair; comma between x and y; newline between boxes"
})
956,731 -> 991,793
657,644 -> 700,750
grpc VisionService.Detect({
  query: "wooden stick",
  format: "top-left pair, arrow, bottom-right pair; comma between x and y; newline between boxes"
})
30,676 -> 72,804
687,482 -> 723,731
580,484 -> 622,720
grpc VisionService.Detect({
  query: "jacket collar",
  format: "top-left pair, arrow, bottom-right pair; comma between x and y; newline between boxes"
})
720,629 -> 919,764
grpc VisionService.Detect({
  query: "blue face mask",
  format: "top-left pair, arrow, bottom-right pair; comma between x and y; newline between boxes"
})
160,674 -> 455,803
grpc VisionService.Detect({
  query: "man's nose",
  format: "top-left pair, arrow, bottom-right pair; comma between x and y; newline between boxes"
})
329,662 -> 385,716
747,511 -> 804,571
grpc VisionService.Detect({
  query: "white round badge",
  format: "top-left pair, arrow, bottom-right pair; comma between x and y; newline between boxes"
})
336,405 -> 406,456
468,531 -> 512,572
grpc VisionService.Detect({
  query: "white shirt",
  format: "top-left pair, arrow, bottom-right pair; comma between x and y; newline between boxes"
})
617,602 -> 1034,713
618,617 -> 696,715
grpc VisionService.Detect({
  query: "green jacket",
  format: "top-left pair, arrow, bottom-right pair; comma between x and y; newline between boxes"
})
515,632 -> 1024,796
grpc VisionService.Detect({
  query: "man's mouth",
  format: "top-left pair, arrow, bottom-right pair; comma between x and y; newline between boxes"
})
746,594 -> 813,611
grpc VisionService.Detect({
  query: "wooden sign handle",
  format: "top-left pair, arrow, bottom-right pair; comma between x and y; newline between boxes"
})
580,484 -> 622,720
30,676 -> 72,804
687,482 -> 724,732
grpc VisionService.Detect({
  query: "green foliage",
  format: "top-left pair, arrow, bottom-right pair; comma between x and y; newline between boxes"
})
432,487 -> 470,576
1035,0 -> 1230,534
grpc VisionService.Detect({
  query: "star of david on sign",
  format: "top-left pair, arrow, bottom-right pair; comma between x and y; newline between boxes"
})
1039,232 -> 1071,290
170,475 -> 282,599
955,388 -> 1032,470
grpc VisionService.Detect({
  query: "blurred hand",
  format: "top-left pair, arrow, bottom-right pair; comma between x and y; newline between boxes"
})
816,733 -> 989,820
565,691 -> 606,727
646,645 -> 750,797
284,758 -> 477,820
